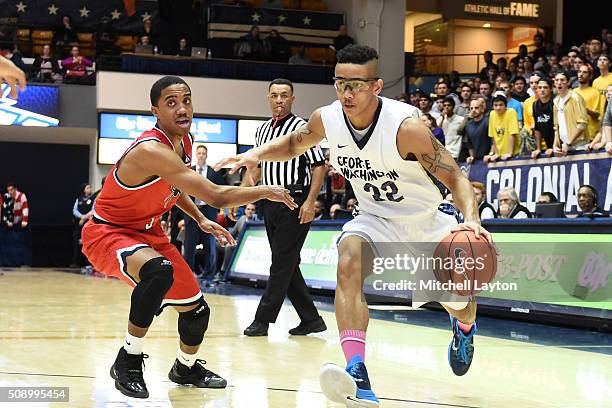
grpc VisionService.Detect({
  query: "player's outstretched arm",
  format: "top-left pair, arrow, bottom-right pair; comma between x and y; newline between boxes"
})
214,109 -> 326,175
397,118 -> 491,242
136,142 -> 298,210
0,55 -> 26,99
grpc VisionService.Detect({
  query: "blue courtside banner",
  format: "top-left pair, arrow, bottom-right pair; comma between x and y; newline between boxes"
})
465,152 -> 612,215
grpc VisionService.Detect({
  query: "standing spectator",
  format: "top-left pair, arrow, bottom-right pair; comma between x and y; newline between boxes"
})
497,187 -> 531,219
71,183 -> 94,267
593,55 -> 612,97
177,38 -> 190,56
183,145 -> 226,283
95,17 -> 120,56
5,183 -> 28,229
553,72 -> 589,154
574,64 -> 605,140
456,83 -> 472,117
479,81 -> 493,111
464,99 -> 491,163
288,45 -> 311,65
499,81 -> 524,127
31,44 -> 61,82
522,74 -> 542,135
435,81 -> 460,108
479,51 -> 496,79
532,78 -> 555,158
418,94 -> 439,119
241,78 -> 327,337
576,185 -> 609,218
1,183 -> 31,266
602,85 -> 612,153
437,96 -> 465,160
264,29 -> 290,62
586,37 -> 603,76
471,182 -> 496,219
511,76 -> 529,102
141,18 -> 158,51
421,113 -> 445,145
531,33 -> 547,62
61,46 -> 93,76
235,26 -> 265,60
53,15 -> 78,57
0,13 -> 18,50
333,24 -> 354,53
486,95 -> 520,162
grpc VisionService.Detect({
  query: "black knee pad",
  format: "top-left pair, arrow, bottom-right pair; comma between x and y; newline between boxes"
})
129,257 -> 174,328
178,297 -> 210,346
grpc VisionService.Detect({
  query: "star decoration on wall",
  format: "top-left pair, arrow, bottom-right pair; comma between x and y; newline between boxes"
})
111,9 -> 122,20
141,12 -> 152,22
16,1 -> 27,13
251,13 -> 261,22
79,6 -> 90,18
302,16 -> 311,25
48,4 -> 59,16
278,15 -> 287,23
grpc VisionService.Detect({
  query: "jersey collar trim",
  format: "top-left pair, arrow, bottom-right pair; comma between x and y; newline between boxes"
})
342,97 -> 383,150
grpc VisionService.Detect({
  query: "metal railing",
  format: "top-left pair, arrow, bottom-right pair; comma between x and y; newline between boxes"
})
411,52 -> 518,75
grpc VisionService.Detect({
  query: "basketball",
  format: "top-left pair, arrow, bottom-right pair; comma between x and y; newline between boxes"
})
433,230 -> 497,296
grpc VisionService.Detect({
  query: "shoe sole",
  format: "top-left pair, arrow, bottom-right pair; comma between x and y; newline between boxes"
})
168,371 -> 227,389
109,364 -> 149,399
320,364 -> 379,408
289,326 -> 327,335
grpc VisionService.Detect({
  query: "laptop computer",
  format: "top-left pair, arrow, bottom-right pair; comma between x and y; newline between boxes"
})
134,45 -> 154,55
535,202 -> 565,218
191,47 -> 207,58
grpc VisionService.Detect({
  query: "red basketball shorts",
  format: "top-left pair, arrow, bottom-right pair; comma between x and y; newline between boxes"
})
81,221 -> 202,309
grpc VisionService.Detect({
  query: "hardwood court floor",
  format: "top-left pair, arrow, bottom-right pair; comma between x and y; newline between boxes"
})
0,270 -> 610,408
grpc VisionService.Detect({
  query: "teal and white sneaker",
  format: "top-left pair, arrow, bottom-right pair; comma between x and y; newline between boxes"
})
448,317 -> 477,376
320,355 -> 379,407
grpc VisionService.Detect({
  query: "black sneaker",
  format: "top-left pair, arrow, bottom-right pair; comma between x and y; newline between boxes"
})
289,317 -> 327,335
243,320 -> 268,336
448,317 -> 477,376
168,359 -> 227,388
109,347 -> 149,399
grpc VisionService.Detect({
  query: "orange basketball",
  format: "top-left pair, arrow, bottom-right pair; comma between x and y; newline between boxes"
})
433,230 -> 497,296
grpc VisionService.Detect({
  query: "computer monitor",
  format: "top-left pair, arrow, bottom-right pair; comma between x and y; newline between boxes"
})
134,45 -> 153,55
191,47 -> 207,58
535,202 -> 565,218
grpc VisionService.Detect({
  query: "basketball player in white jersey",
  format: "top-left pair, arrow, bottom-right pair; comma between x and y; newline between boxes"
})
217,45 -> 491,407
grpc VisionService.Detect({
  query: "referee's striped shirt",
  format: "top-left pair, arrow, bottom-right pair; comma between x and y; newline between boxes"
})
255,113 -> 325,187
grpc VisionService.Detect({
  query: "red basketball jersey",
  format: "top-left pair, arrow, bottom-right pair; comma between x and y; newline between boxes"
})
93,126 -> 193,231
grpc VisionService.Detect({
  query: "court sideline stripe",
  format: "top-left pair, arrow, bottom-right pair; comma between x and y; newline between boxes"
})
0,372 -> 481,407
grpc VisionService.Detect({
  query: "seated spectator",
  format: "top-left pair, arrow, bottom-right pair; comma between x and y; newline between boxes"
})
486,95 -> 520,162
62,46 -> 93,76
95,17 -> 120,56
0,43 -> 26,72
288,45 -> 311,65
576,185 -> 609,218
71,183 -> 93,268
497,187 -> 531,219
421,113 -> 445,145
219,203 -> 259,278
471,181 -> 496,219
177,38 -> 190,56
141,18 -> 159,51
54,14 -> 78,56
437,96 -> 465,160
329,203 -> 343,219
553,72 -> 589,154
136,35 -> 153,50
235,26 -> 265,60
264,29 -> 290,62
333,24 -> 354,53
464,99 -> 491,163
31,44 -> 62,83
346,197 -> 357,214
532,78 -> 555,158
313,199 -> 327,221
536,192 -> 558,204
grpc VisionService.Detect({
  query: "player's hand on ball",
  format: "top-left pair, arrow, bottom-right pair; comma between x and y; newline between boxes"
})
198,219 -> 236,247
264,186 -> 297,210
451,221 -> 492,243
299,200 -> 315,224
214,151 -> 259,178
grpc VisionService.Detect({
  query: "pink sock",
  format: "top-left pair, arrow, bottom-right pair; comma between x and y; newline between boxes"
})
340,329 -> 366,363
458,321 -> 474,334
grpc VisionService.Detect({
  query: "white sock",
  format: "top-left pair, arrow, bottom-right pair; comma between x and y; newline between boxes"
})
177,348 -> 197,368
124,331 -> 145,355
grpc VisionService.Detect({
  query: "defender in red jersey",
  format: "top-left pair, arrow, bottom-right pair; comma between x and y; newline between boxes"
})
81,76 -> 296,399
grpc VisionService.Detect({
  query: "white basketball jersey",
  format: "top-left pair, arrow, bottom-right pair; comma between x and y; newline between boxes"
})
321,96 -> 442,219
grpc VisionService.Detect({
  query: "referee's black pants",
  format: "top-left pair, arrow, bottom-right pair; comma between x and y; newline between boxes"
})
255,193 -> 320,324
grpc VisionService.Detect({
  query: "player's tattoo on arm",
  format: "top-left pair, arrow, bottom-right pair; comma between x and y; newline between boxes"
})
421,133 -> 454,173
296,127 -> 311,143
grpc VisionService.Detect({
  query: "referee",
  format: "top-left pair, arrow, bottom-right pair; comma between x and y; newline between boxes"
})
242,78 -> 327,336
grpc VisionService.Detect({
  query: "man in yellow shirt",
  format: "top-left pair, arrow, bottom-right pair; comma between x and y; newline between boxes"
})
593,55 -> 612,97
574,64 -> 605,139
522,74 -> 541,133
485,94 -> 520,162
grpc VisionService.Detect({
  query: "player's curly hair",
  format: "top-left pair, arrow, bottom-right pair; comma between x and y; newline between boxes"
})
336,44 -> 379,65
150,76 -> 191,107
